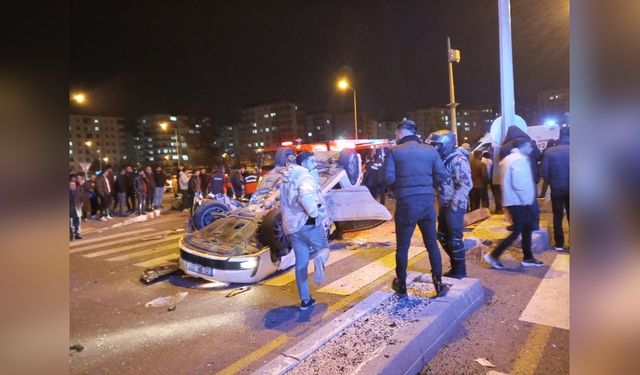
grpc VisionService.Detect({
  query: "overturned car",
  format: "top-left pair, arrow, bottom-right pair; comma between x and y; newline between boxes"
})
178,148 -> 392,284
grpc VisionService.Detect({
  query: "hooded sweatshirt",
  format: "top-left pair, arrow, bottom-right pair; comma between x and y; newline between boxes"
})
437,147 -> 473,210
500,126 -> 542,182
280,164 -> 326,235
500,148 -> 536,206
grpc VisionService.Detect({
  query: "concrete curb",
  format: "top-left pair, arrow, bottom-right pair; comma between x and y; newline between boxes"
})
84,210 -> 162,233
356,277 -> 484,375
253,273 -> 483,375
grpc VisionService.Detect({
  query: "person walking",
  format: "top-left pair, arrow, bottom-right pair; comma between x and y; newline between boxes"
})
69,180 -> 83,240
153,166 -> 167,209
115,167 -> 129,217
541,126 -> 570,251
144,166 -> 156,212
96,167 -> 113,221
383,120 -> 448,297
427,130 -> 472,279
280,151 -> 330,310
484,138 -> 544,269
469,149 -> 488,211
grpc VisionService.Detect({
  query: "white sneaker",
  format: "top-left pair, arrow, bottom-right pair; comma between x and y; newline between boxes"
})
554,247 -> 564,252
99,217 -> 108,222
106,215 -> 113,220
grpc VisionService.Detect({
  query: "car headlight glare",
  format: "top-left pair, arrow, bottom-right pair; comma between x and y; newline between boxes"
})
229,257 -> 259,269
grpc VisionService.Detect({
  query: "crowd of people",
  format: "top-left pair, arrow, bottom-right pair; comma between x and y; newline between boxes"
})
68,163 -> 259,241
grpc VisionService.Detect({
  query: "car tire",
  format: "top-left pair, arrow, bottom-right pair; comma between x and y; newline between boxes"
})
259,208 -> 291,263
338,148 -> 361,185
192,200 -> 230,230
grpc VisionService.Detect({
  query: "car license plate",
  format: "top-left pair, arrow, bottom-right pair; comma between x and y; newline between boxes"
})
186,261 -> 214,277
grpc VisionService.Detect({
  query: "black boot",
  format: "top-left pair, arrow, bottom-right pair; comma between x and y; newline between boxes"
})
444,244 -> 467,279
392,277 -> 407,297
432,274 -> 447,297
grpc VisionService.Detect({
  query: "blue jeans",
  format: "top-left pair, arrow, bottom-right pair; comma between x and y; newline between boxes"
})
394,195 -> 442,280
153,187 -> 164,208
117,192 -> 127,216
288,224 -> 329,302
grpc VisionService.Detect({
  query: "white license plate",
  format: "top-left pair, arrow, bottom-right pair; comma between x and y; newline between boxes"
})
186,261 -> 215,277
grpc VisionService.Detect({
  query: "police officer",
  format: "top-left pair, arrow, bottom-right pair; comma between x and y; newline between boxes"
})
427,130 -> 472,279
383,120 -> 448,297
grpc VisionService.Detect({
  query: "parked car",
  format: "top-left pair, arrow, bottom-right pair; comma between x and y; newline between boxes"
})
178,148 -> 392,284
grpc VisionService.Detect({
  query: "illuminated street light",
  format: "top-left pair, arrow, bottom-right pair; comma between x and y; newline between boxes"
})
159,121 -> 181,170
71,93 -> 86,104
85,140 -> 92,147
337,78 -> 358,139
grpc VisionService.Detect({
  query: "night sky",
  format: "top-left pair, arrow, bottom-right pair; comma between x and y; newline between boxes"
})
70,0 -> 569,127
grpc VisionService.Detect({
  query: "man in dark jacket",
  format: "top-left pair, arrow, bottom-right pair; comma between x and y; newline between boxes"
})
542,126 -> 570,250
115,167 -> 129,217
500,126 -> 542,230
125,165 -> 136,213
469,149 -> 489,211
153,166 -> 167,209
207,165 -> 226,195
230,166 -> 245,199
144,166 -> 156,212
187,169 -> 202,215
383,119 -> 448,297
134,170 -> 147,215
96,167 -> 113,221
363,151 -> 384,202
69,180 -> 83,240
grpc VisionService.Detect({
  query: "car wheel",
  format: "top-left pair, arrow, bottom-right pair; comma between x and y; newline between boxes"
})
259,208 -> 291,263
338,148 -> 361,185
192,200 -> 230,230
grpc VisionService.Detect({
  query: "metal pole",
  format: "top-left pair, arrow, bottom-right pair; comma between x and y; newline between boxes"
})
498,0 -> 515,143
175,127 -> 182,170
352,88 -> 358,139
98,149 -> 102,170
447,36 -> 458,144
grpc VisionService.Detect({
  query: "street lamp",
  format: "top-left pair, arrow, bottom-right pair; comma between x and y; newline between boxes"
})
337,78 -> 358,140
71,92 -> 86,105
447,36 -> 461,145
159,121 -> 182,170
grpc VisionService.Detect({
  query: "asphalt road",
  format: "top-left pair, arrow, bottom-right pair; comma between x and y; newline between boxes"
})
69,198 -> 569,375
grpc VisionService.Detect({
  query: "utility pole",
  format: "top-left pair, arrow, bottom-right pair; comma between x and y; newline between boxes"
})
352,88 -> 358,140
447,36 -> 461,144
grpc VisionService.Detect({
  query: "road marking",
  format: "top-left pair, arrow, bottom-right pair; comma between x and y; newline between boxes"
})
510,324 -> 553,375
519,253 -> 570,330
106,243 -> 179,261
261,248 -> 360,287
318,246 -> 423,295
133,254 -> 179,268
82,235 -> 181,258
69,228 -> 155,247
69,230 -> 176,254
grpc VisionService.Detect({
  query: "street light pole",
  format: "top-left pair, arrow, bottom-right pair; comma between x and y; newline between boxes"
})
447,36 -> 460,144
352,87 -> 358,140
174,127 -> 182,171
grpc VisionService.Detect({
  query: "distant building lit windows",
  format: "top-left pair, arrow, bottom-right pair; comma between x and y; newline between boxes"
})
94,119 -> 99,123
308,132 -> 312,137
264,114 -> 269,118
169,116 -> 177,121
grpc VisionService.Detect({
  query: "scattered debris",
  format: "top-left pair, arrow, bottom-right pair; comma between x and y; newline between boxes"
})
145,291 -> 188,308
69,344 -> 84,353
226,286 -> 251,297
482,240 -> 494,246
167,306 -> 176,312
141,264 -> 181,284
475,357 -> 496,368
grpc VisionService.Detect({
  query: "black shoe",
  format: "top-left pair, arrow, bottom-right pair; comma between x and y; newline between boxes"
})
432,275 -> 447,298
74,233 -> 83,240
392,277 -> 407,297
521,258 -> 544,267
300,298 -> 316,311
443,258 -> 467,279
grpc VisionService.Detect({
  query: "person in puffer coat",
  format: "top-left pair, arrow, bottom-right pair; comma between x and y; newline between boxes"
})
280,151 -> 330,311
428,130 -> 472,279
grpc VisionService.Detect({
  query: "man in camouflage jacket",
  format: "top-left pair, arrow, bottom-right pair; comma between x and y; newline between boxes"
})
428,130 -> 472,278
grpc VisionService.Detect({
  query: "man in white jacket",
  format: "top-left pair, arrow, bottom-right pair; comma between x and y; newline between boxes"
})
484,139 -> 544,268
280,151 -> 330,310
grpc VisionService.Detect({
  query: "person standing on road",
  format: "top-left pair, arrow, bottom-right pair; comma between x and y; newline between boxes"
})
481,151 -> 493,209
484,138 -> 544,269
230,165 -> 246,199
153,166 -> 167,209
125,165 -> 136,213
187,169 -> 202,215
363,150 -> 384,203
469,149 -> 488,211
427,130 -> 472,279
144,166 -> 156,212
96,167 -> 113,221
541,126 -> 570,251
280,151 -> 330,310
115,167 -> 129,217
207,165 -> 226,195
134,170 -> 148,215
179,168 -> 190,209
69,180 -> 83,240
383,120 -> 448,297
538,139 -> 557,198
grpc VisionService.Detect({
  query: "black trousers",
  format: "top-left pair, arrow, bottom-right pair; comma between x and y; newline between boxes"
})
551,192 -> 570,247
394,195 -> 442,280
490,184 -> 503,213
491,205 -> 535,260
469,187 -> 487,211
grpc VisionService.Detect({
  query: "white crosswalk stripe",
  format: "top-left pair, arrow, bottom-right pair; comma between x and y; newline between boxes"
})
318,246 -> 423,296
134,254 -> 179,268
82,235 -> 182,258
69,228 -> 155,248
70,230 -> 178,254
106,243 -> 179,262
